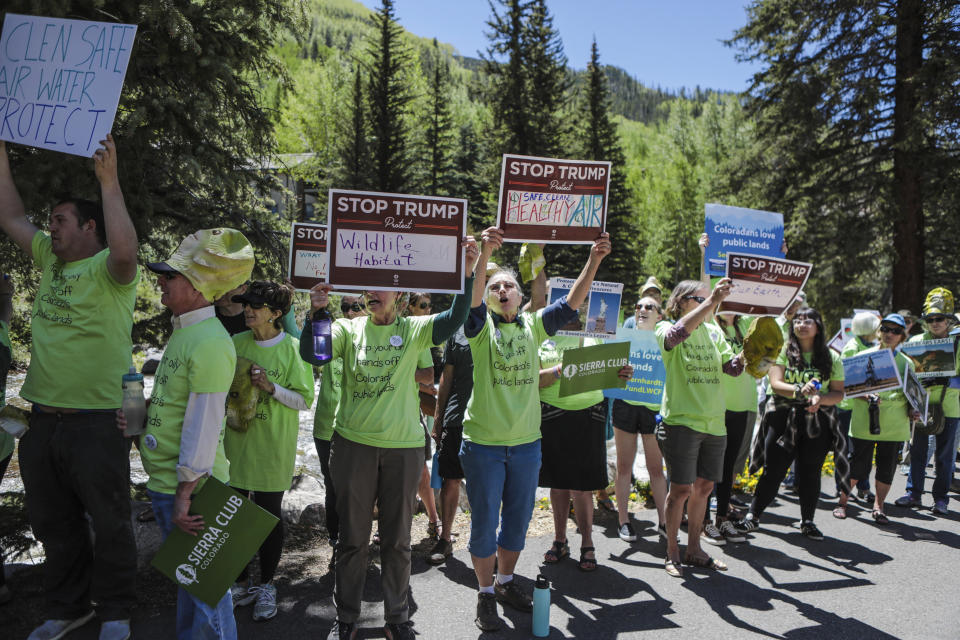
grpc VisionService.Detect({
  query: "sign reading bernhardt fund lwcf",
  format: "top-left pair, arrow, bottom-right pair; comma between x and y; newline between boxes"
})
327,189 -> 468,293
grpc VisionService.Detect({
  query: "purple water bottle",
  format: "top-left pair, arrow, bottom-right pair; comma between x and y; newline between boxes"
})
312,308 -> 333,364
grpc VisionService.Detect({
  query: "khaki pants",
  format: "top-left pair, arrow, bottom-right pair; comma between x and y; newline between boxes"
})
330,432 -> 422,624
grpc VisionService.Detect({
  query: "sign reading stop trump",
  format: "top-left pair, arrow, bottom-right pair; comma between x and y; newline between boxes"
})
288,222 -> 329,292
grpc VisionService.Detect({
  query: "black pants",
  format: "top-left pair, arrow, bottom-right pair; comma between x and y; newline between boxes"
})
715,410 -> 750,519
235,489 -> 285,584
850,438 -> 899,486
314,437 -> 340,540
835,409 -> 870,493
19,410 -> 136,620
750,408 -> 833,523
0,451 -> 10,588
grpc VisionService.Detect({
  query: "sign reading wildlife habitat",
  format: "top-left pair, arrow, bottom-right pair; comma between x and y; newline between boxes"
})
548,277 -> 623,339
900,338 -> 957,379
718,253 -> 812,317
0,14 -> 137,156
326,189 -> 467,293
704,204 -> 785,278
841,349 -> 903,399
559,341 -> 629,397
604,328 -> 666,406
496,154 -> 610,244
151,479 -> 278,608
289,222 -> 327,292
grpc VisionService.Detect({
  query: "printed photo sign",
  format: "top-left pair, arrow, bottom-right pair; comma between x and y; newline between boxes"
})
496,154 -> 610,244
903,367 -> 929,423
718,252 -> 812,317
0,14 -> 137,156
604,327 -> 665,406
558,341 -> 629,397
900,338 -> 957,379
827,318 -> 853,354
327,189 -> 467,293
151,479 -> 278,608
842,349 -> 903,399
704,204 -> 784,277
548,277 -> 623,339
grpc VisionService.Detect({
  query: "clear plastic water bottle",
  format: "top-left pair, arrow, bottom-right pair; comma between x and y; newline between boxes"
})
532,574 -> 550,637
312,308 -> 333,364
121,367 -> 147,436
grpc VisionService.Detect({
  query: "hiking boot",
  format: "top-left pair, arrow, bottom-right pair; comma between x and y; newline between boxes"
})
325,619 -> 358,640
495,579 -> 533,612
894,493 -> 922,508
618,522 -> 637,542
427,538 -> 453,565
98,620 -> 131,640
475,592 -> 502,631
252,583 -> 278,621
719,519 -> 746,543
384,621 -> 415,640
27,612 -> 96,640
702,521 -> 726,546
800,521 -> 824,540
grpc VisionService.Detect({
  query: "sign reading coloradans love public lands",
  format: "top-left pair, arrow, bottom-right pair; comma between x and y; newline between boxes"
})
151,479 -> 277,608
496,154 -> 610,244
327,189 -> 467,293
0,14 -> 137,156
704,204 -> 784,278
558,341 -> 629,397
604,328 -> 666,406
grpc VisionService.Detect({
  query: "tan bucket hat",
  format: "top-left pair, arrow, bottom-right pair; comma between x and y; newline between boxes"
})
147,228 -> 255,302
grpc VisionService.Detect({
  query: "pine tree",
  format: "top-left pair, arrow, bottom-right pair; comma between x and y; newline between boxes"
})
523,0 -> 570,157
483,0 -> 532,156
423,48 -> 457,196
340,67 -> 372,191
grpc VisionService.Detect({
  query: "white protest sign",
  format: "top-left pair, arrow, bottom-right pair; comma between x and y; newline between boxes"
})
0,14 -> 137,156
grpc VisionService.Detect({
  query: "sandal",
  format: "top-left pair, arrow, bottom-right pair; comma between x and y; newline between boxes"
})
578,547 -> 597,572
543,539 -> 569,564
683,554 -> 728,572
664,557 -> 683,578
832,506 -> 847,520
426,521 -> 441,539
871,510 -> 890,525
597,497 -> 616,513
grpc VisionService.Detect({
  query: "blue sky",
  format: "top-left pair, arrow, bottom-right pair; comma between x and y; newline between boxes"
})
357,0 -> 758,93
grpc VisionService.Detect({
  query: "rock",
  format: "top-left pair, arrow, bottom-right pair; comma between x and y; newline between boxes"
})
281,474 -> 326,525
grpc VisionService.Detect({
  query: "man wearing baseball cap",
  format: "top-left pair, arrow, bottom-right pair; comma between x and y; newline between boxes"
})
122,228 -> 254,639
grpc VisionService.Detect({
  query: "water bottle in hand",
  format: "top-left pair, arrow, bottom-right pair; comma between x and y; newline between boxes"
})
312,308 -> 333,364
121,367 -> 147,436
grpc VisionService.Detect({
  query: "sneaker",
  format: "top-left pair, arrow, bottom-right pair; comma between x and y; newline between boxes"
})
427,538 -> 453,565
657,522 -> 680,543
856,489 -> 875,504
475,592 -> 502,631
618,522 -> 637,542
383,621 -> 415,640
729,495 -> 750,509
933,500 -> 949,515
99,620 -> 131,640
232,582 -> 259,608
702,521 -> 726,546
252,583 -> 278,621
735,513 -> 760,533
494,579 -> 533,612
894,493 -> 922,508
719,519 -> 746,543
27,612 -> 96,640
800,521 -> 824,540
325,619 -> 358,640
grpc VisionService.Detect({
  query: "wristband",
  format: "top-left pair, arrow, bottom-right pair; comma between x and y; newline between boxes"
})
793,383 -> 802,399
553,364 -> 562,379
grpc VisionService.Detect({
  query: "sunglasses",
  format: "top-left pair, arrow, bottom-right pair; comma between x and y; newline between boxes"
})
636,303 -> 658,311
241,301 -> 266,310
879,325 -> 904,335
417,301 -> 431,310
341,302 -> 365,313
160,271 -> 181,281
926,315 -> 948,323
683,295 -> 706,304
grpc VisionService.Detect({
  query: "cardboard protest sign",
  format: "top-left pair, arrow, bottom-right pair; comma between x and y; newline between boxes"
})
900,338 -> 957,379
496,154 -> 610,244
288,222 -> 327,292
827,318 -> 853,354
903,367 -> 929,423
558,341 -> 629,397
0,14 -> 136,156
604,328 -> 665,406
842,349 -> 903,399
718,253 -> 812,317
548,277 -> 623,339
326,189 -> 467,293
704,204 -> 785,277
151,478 -> 278,608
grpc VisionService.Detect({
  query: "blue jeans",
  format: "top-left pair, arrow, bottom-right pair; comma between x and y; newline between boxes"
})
905,418 -> 960,503
459,439 -> 541,558
148,490 -> 237,640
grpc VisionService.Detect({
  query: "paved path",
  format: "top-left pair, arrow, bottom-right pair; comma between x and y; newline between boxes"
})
7,472 -> 960,639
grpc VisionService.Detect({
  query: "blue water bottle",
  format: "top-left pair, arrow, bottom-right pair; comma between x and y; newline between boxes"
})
532,574 -> 550,637
312,308 -> 333,364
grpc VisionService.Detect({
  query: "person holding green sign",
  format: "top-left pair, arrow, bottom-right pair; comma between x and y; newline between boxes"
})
224,281 -> 315,621
301,239 -> 479,640
462,227 -> 611,632
656,278 -> 745,577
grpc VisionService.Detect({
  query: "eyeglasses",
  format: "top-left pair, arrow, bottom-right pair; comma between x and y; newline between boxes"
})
683,295 -> 706,304
417,301 -> 431,310
926,315 -> 948,323
341,302 -> 365,313
879,325 -> 904,335
636,303 -> 658,311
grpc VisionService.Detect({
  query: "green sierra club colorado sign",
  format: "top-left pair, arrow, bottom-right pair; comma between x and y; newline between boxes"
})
151,478 -> 278,607
559,342 -> 630,397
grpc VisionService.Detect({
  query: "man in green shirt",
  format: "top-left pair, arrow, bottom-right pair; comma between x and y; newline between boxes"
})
0,137 -> 139,640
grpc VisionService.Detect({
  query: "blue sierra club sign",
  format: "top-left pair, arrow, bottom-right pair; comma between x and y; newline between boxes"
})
704,203 -> 784,278
0,14 -> 137,156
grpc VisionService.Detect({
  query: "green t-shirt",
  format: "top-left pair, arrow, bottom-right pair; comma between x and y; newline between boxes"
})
463,311 -> 548,446
224,332 -> 315,492
773,346 -> 844,409
22,232 -> 138,409
312,356 -> 342,441
656,321 -> 732,435
539,336 -> 604,411
849,347 -> 913,441
707,318 -> 758,412
837,335 -> 876,410
331,314 -> 435,448
907,332 -> 960,418
141,316 -> 235,495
